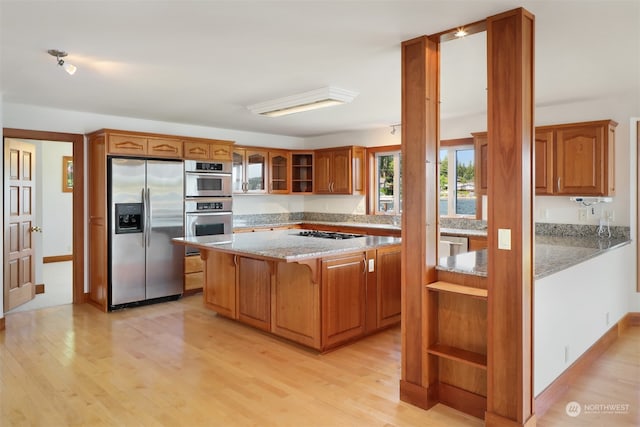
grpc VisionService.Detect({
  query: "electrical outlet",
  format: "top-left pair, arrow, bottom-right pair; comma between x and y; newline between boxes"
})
564,345 -> 570,364
578,208 -> 587,222
606,312 -> 610,326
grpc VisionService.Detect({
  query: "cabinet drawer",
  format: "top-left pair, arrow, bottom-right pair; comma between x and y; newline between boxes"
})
185,255 -> 204,273
147,137 -> 182,158
108,134 -> 147,155
185,272 -> 204,290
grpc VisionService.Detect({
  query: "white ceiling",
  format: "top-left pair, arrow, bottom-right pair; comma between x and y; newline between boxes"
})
1,1 -> 638,138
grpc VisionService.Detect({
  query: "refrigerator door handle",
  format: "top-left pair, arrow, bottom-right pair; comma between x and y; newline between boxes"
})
141,188 -> 147,247
146,187 -> 152,247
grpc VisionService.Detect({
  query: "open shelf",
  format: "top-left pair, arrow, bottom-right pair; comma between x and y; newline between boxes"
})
427,281 -> 487,299
427,343 -> 487,369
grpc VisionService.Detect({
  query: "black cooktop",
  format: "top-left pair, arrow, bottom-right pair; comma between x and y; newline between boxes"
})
298,230 -> 365,240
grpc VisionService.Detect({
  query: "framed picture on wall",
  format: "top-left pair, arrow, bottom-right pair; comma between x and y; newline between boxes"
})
62,156 -> 73,192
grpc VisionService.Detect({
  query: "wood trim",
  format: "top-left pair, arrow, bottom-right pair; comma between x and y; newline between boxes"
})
35,284 -> 45,294
0,316 -> 4,331
619,312 -> 640,333
399,380 -> 437,411
534,323 -> 619,418
43,254 -> 73,263
440,137 -> 474,148
438,382 -> 487,420
485,8 -> 535,425
3,128 -> 85,306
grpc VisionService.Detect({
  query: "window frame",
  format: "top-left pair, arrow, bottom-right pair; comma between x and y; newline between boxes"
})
367,145 -> 401,215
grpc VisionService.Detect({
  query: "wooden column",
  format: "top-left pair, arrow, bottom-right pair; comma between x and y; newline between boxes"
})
399,35 -> 439,407
485,8 -> 535,427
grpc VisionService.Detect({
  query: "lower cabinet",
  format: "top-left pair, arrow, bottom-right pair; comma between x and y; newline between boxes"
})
321,253 -> 367,349
202,251 -> 237,318
272,261 -> 321,349
184,255 -> 204,293
237,257 -> 271,331
201,245 -> 401,351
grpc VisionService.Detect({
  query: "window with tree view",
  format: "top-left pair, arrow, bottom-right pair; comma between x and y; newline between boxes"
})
439,146 -> 475,216
374,151 -> 402,214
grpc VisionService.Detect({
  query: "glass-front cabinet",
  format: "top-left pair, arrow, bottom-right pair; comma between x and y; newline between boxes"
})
233,148 -> 268,194
269,150 -> 290,193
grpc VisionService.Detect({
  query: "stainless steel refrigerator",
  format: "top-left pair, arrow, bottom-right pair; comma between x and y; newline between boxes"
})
109,157 -> 184,310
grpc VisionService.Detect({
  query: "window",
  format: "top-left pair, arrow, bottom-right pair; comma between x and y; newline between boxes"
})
439,145 -> 475,217
369,146 -> 402,215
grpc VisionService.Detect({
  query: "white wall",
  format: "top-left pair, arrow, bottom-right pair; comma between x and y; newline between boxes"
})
1,94 -> 4,319
534,243 -> 635,396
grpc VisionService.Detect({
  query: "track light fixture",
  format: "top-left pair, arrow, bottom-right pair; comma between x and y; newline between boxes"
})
48,49 -> 77,75
390,124 -> 401,135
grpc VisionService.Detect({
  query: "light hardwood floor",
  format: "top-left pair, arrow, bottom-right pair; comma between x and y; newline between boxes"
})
0,294 -> 637,426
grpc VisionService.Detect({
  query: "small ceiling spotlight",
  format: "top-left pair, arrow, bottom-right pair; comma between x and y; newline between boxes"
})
48,49 -> 77,75
454,28 -> 468,38
390,124 -> 401,135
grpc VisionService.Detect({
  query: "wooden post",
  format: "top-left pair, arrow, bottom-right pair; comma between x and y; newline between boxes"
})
485,8 -> 536,427
399,35 -> 440,408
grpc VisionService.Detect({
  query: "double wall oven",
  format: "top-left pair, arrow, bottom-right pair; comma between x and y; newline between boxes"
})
184,160 -> 233,255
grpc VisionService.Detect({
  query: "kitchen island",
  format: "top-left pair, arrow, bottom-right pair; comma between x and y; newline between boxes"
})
174,230 -> 402,351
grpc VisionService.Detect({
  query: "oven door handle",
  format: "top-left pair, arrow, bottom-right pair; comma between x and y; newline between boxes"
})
185,171 -> 232,178
185,211 -> 233,216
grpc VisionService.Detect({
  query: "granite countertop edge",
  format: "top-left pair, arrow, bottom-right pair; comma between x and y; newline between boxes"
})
436,236 -> 631,279
233,220 -> 401,231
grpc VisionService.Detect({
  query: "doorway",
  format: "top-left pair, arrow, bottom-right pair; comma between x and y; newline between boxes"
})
2,128 -> 84,313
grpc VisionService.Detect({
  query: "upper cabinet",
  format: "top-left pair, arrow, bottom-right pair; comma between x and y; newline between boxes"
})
183,139 -> 233,161
108,132 -> 183,158
291,152 -> 314,193
268,150 -> 290,194
542,120 -> 617,196
314,146 -> 365,195
233,147 -> 268,194
475,119 -> 617,198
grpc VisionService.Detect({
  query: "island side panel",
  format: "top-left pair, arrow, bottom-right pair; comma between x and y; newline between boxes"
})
202,251 -> 237,318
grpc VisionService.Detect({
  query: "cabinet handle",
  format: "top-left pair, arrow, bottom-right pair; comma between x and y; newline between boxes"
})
233,255 -> 238,267
557,177 -> 561,191
362,259 -> 366,273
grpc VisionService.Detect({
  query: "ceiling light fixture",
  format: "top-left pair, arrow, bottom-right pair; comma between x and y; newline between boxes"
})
454,28 -> 468,38
48,49 -> 77,75
248,86 -> 358,117
390,124 -> 401,135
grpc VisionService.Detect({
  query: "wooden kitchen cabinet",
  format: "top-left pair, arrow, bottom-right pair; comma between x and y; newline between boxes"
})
321,253 -> 366,349
552,120 -> 616,196
272,261 -> 321,349
472,132 -> 488,219
468,235 -> 488,251
268,150 -> 290,193
88,132 -> 108,311
184,255 -> 204,294
475,120 -> 617,198
202,251 -> 237,318
233,147 -> 268,194
291,152 -> 314,193
183,139 -> 233,161
314,146 -> 365,194
375,245 -> 402,329
107,131 -> 183,158
237,257 -> 272,331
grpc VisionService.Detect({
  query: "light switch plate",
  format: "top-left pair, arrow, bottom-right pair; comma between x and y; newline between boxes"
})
368,258 -> 375,272
498,228 -> 511,250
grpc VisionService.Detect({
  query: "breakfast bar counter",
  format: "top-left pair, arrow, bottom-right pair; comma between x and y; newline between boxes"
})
436,234 -> 631,279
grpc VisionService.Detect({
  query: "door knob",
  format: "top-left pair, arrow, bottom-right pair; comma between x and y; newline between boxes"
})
30,226 -> 42,232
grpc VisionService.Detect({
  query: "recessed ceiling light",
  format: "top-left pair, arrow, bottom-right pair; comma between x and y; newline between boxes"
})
454,28 -> 468,38
248,86 -> 358,117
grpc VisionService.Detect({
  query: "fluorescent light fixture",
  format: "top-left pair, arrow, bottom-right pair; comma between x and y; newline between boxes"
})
248,86 -> 358,117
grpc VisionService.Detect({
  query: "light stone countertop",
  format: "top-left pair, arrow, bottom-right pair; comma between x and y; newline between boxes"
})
440,227 -> 488,237
436,234 -> 631,279
174,229 -> 401,262
233,220 -> 401,232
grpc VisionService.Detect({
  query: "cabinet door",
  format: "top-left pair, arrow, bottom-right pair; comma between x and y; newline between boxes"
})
210,143 -> 233,161
269,151 -> 290,193
202,252 -> 237,318
376,246 -> 401,328
147,137 -> 182,158
232,149 -> 245,193
556,124 -> 605,195
321,253 -> 366,349
535,130 -> 554,195
272,261 -> 321,349
237,257 -> 271,331
183,141 -> 210,160
331,148 -> 352,193
108,134 -> 147,156
314,150 -> 332,193
245,150 -> 268,193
